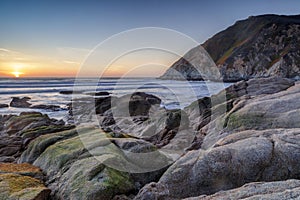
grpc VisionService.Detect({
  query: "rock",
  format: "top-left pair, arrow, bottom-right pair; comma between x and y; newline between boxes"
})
30,104 -> 61,111
184,77 -> 294,150
0,163 -> 44,181
0,173 -> 50,200
86,91 -> 111,96
0,156 -> 16,163
118,92 -> 161,117
134,182 -> 170,200
10,97 -> 32,108
19,127 -> 171,200
0,104 -> 8,108
161,14 -> 300,82
1,112 -> 72,137
201,80 -> 299,149
0,112 -> 74,162
136,128 -> 300,199
135,80 -> 300,199
0,135 -> 23,160
59,90 -> 82,95
68,96 -> 117,123
183,179 -> 300,200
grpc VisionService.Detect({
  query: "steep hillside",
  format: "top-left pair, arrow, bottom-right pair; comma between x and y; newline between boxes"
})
161,14 -> 300,82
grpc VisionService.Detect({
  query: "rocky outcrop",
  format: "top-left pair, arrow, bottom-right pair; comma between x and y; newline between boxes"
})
0,163 -> 50,200
161,14 -> 300,82
184,77 -> 294,149
19,127 -> 170,199
0,112 -> 74,162
135,78 -> 300,199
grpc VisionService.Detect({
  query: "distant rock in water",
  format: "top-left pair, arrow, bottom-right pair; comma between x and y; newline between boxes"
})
10,97 -> 32,108
86,91 -> 111,96
59,90 -> 82,95
0,104 -> 8,109
9,96 -> 62,111
161,14 -> 300,82
30,104 -> 61,111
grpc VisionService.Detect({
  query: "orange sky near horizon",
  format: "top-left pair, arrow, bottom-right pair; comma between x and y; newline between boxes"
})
0,47 -> 177,78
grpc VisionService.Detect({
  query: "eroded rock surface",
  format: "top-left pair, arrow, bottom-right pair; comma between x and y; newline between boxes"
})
135,79 -> 300,199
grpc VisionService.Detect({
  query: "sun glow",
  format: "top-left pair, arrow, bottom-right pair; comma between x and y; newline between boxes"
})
11,71 -> 24,78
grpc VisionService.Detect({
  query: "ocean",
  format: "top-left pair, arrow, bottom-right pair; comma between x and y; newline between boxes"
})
0,78 -> 232,121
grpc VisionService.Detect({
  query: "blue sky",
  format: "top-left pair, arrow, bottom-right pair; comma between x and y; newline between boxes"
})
1,0 -> 300,77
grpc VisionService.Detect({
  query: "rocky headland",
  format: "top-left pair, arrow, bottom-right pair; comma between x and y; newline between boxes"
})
161,14 -> 300,82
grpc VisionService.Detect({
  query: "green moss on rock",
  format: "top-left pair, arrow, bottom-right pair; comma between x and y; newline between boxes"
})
226,112 -> 267,131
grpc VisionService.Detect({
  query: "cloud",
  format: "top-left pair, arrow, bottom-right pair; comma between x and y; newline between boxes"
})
0,48 -> 12,52
63,60 -> 81,65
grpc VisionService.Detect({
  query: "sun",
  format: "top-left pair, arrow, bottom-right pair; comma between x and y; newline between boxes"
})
11,71 -> 24,78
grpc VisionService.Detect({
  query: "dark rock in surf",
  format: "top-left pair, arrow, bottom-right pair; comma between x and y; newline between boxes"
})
30,104 -> 61,111
86,91 -> 111,96
0,104 -> 8,108
10,97 -> 32,108
59,90 -> 82,95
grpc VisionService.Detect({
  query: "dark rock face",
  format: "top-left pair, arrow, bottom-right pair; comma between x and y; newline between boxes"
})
0,104 -> 8,108
161,14 -> 300,82
10,97 -> 32,108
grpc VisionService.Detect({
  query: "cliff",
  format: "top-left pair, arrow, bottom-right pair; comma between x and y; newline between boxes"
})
160,14 -> 300,82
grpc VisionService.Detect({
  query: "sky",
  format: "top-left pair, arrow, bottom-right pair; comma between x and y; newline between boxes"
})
1,0 -> 300,78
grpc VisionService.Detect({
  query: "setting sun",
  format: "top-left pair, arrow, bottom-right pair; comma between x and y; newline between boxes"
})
11,71 -> 24,78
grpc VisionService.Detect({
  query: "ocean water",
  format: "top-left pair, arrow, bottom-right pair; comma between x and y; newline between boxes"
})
0,78 -> 232,120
